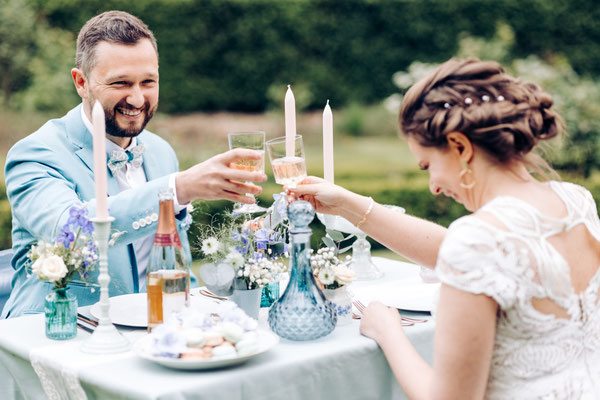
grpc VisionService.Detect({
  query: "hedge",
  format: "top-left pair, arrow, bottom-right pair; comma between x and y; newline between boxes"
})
29,0 -> 600,113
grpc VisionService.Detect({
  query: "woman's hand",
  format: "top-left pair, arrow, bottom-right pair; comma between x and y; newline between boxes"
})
359,301 -> 405,344
286,176 -> 351,215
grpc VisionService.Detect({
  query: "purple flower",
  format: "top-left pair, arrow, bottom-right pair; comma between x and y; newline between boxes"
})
67,206 -> 89,228
57,226 -> 75,249
82,221 -> 94,234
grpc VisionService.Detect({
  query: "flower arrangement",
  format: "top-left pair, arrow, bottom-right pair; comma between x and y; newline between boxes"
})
27,204 -> 124,289
196,193 -> 289,290
311,247 -> 356,290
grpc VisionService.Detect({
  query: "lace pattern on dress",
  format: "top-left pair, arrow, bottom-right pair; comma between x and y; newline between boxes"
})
436,181 -> 600,399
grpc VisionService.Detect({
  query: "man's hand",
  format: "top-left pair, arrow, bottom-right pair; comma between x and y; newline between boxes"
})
175,148 -> 267,205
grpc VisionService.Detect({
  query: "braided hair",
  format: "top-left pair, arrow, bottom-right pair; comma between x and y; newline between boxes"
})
399,58 -> 564,177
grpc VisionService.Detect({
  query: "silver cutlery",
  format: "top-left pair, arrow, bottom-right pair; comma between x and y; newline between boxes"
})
352,300 -> 427,325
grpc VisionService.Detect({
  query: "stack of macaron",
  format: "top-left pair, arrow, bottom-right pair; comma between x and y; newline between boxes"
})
149,301 -> 260,360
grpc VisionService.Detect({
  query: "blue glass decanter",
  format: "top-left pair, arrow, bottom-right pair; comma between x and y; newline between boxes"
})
268,201 -> 336,340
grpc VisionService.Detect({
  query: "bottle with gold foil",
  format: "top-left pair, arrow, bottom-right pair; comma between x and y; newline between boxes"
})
147,188 -> 190,331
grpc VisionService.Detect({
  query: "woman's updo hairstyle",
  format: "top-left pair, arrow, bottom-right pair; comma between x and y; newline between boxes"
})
399,58 -> 564,171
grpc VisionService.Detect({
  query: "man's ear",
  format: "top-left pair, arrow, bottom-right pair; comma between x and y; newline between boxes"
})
71,68 -> 87,99
446,131 -> 474,163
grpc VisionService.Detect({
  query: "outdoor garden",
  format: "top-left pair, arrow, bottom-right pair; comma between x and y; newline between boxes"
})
2,0 -> 600,258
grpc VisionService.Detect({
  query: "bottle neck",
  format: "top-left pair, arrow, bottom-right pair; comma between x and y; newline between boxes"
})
154,199 -> 182,248
289,229 -> 313,286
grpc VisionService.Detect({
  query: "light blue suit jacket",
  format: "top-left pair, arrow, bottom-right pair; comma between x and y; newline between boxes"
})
2,104 -> 193,318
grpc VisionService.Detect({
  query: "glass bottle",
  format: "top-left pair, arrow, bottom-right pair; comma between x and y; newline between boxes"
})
147,188 -> 190,331
268,201 -> 336,340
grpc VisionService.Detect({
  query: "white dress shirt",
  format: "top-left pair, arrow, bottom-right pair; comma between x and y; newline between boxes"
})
81,106 -> 186,288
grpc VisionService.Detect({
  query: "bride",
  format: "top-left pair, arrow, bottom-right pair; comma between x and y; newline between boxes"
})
290,58 -> 600,399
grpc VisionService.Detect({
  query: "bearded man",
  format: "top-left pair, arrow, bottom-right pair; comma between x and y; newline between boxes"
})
2,11 -> 265,318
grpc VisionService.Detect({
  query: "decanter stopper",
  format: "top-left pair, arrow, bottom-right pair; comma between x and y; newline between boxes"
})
268,201 -> 337,340
287,200 -> 315,229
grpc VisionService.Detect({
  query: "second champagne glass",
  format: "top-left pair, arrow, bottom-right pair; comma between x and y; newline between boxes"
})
228,131 -> 267,214
266,135 -> 307,189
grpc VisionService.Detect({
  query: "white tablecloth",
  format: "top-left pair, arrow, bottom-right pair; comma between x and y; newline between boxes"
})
0,257 -> 436,400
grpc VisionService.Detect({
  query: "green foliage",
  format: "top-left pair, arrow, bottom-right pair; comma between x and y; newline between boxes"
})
0,0 -> 37,105
12,0 -> 597,113
390,23 -> 600,177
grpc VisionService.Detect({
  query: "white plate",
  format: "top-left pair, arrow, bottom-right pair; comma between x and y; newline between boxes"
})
90,291 -> 214,327
133,330 -> 279,370
352,276 -> 440,313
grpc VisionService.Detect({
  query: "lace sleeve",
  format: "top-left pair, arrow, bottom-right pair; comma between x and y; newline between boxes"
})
436,217 -> 522,309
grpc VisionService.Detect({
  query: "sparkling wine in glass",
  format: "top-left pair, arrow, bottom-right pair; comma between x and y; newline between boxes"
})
266,135 -> 307,189
228,131 -> 267,214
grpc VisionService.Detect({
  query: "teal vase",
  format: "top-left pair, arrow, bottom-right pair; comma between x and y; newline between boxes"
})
260,282 -> 280,307
44,287 -> 77,340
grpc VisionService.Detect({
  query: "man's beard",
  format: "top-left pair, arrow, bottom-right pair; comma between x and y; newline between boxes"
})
104,100 -> 157,138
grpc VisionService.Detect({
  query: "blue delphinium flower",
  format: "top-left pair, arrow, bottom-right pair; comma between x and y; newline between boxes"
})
68,206 -> 88,228
82,220 -> 94,234
57,226 -> 75,249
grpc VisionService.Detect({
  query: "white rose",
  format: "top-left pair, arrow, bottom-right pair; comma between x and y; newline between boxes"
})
333,265 -> 356,286
30,256 -> 45,277
39,255 -> 68,282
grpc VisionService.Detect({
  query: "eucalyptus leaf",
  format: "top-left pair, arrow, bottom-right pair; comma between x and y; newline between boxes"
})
326,229 -> 345,242
322,236 -> 336,249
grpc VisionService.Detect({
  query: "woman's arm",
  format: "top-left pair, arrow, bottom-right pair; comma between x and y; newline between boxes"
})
289,177 -> 446,267
360,284 -> 497,399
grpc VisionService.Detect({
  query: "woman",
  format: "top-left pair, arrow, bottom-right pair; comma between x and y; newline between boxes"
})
290,58 -> 600,399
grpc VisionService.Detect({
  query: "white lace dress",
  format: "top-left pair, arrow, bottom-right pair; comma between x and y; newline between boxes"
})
436,181 -> 600,399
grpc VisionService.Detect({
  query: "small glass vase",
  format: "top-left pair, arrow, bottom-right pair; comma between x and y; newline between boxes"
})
269,201 -> 336,341
45,287 -> 77,340
260,282 -> 280,307
231,278 -> 262,320
322,286 -> 353,326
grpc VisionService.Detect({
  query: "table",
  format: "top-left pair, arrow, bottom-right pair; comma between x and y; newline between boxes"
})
0,258 -> 436,400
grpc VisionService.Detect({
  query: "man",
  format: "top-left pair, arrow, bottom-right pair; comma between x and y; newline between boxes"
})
1,11 -> 265,318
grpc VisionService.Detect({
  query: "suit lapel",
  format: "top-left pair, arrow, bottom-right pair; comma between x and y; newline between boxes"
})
68,104 -> 120,196
137,133 -> 161,181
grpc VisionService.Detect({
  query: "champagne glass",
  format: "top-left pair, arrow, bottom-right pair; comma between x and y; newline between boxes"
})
228,131 -> 267,214
266,135 -> 307,189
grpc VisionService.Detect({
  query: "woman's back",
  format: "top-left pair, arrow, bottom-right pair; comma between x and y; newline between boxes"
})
437,181 -> 600,399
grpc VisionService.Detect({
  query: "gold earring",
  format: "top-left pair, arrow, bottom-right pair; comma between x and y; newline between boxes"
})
459,160 -> 476,189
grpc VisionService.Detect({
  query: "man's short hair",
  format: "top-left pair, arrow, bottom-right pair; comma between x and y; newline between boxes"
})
75,10 -> 158,77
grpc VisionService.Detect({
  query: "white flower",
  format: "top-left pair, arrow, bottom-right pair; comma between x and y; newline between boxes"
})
38,255 -> 68,282
318,268 -> 335,285
333,265 -> 356,286
201,237 -> 220,255
225,251 -> 244,268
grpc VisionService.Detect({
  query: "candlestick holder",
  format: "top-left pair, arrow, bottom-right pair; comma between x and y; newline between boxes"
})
80,216 -> 130,354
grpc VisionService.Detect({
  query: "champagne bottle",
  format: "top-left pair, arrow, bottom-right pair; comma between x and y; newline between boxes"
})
147,188 -> 190,331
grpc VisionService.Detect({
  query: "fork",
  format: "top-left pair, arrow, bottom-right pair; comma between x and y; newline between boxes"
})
194,289 -> 228,301
353,300 -> 427,324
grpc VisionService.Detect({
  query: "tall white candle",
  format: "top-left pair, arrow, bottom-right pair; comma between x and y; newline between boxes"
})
284,85 -> 296,157
323,100 -> 334,183
92,101 -> 109,219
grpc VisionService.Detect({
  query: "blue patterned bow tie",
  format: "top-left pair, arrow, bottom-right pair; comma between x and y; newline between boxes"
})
107,144 -> 145,175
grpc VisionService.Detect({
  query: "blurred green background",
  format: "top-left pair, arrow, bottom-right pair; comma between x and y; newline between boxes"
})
2,0 -> 600,257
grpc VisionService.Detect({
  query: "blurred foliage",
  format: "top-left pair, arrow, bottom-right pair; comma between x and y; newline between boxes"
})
0,0 -> 595,114
389,23 -> 600,177
0,0 -> 37,105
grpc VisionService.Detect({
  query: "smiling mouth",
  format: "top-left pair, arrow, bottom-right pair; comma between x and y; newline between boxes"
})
117,107 -> 143,117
